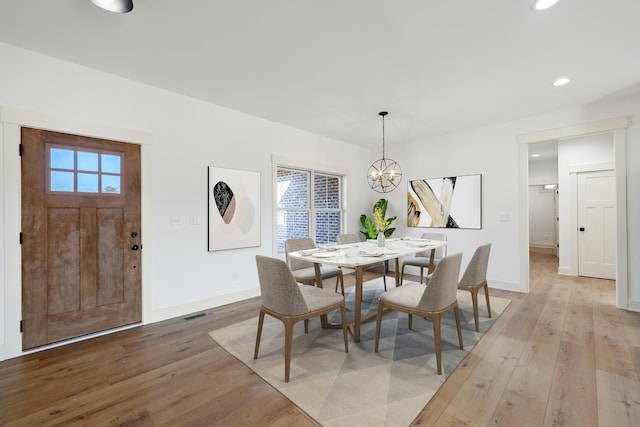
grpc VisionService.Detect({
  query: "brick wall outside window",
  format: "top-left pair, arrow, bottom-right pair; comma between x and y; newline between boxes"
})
277,167 -> 343,250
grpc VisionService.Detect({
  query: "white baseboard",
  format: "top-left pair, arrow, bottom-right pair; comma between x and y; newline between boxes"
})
487,279 -> 526,293
144,288 -> 262,324
627,299 -> 640,312
529,243 -> 556,249
557,267 -> 575,276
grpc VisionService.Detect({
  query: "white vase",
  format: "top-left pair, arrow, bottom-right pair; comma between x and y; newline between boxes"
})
377,233 -> 385,247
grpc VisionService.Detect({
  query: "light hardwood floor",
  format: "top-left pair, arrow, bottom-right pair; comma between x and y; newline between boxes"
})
1,248 -> 639,426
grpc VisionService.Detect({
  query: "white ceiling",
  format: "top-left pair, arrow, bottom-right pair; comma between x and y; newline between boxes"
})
1,0 -> 639,150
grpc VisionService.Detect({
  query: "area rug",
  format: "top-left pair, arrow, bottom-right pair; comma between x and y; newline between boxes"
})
208,278 -> 510,427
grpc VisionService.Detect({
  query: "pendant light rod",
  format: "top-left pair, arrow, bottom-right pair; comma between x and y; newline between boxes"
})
379,111 -> 388,159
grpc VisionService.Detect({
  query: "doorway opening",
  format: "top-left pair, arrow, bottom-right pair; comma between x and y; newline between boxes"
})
518,117 -> 628,308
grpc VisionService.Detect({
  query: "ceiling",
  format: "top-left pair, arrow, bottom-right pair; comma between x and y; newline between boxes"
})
1,0 -> 639,150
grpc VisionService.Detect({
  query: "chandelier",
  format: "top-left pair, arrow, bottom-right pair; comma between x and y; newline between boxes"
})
367,112 -> 402,193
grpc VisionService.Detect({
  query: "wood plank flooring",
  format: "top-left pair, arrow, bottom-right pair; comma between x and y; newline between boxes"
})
1,248 -> 639,426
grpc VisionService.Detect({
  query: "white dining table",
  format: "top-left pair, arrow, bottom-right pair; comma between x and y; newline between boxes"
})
288,238 -> 447,342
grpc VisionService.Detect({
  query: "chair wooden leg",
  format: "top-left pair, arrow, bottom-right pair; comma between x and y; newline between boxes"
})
432,314 -> 442,375
454,306 -> 464,350
400,263 -> 406,286
469,288 -> 480,332
283,318 -> 295,383
340,304 -> 349,353
419,267 -> 424,284
253,309 -> 265,359
484,283 -> 492,318
374,301 -> 385,352
335,275 -> 344,296
304,319 -> 309,333
381,262 -> 387,291
408,313 -> 413,330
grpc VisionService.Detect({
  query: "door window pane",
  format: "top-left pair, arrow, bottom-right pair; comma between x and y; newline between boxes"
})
77,151 -> 99,172
50,171 -> 74,192
78,173 -> 99,193
50,148 -> 74,170
102,175 -> 121,194
102,154 -> 121,174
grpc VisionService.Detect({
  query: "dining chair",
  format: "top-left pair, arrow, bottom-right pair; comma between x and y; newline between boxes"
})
254,255 -> 349,382
400,232 -> 447,285
458,243 -> 492,332
285,237 -> 344,294
337,233 -> 387,292
375,252 -> 463,375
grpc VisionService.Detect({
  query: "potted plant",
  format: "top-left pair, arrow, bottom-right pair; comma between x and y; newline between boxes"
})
360,198 -> 397,242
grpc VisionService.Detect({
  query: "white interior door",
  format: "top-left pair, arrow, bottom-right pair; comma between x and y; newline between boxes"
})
577,170 -> 616,279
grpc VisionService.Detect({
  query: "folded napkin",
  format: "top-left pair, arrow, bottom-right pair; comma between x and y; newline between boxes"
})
299,248 -> 319,256
317,245 -> 339,251
359,250 -> 382,257
409,242 -> 430,248
359,248 -> 396,257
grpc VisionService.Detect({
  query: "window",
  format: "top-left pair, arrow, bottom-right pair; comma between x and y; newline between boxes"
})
276,166 -> 343,251
47,145 -> 122,194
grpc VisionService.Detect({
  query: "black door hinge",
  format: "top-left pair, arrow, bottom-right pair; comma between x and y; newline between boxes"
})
19,144 -> 23,156
20,232 -> 23,244
20,320 -> 23,333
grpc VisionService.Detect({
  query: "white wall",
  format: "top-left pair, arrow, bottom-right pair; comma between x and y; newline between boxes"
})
0,42 -> 372,360
529,157 -> 558,185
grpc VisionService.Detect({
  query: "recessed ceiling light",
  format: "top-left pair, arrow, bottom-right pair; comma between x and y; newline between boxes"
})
91,0 -> 134,13
532,0 -> 559,11
531,153 -> 541,158
553,77 -> 570,87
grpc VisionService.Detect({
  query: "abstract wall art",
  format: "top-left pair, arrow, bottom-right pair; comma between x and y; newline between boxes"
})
407,174 -> 482,229
208,166 -> 261,251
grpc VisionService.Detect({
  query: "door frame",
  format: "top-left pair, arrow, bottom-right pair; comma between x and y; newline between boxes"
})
1,107 -> 153,361
517,116 -> 629,309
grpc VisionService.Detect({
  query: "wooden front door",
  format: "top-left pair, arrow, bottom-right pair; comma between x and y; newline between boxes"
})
21,127 -> 142,350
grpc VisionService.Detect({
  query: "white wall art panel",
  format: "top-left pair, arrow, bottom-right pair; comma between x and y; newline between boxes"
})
208,166 -> 261,251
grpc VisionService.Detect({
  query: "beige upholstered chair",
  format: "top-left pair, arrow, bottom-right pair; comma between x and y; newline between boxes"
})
458,243 -> 492,332
337,233 -> 386,292
285,237 -> 344,294
375,252 -> 463,375
400,232 -> 447,285
254,255 -> 349,382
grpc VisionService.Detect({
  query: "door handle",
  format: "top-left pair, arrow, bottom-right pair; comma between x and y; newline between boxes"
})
579,227 -> 585,232
131,244 -> 139,251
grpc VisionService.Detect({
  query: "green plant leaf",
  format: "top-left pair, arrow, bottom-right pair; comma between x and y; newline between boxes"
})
359,214 -> 377,239
361,198 -> 396,239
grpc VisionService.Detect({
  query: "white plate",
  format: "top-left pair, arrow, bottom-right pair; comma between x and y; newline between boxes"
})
312,251 -> 343,258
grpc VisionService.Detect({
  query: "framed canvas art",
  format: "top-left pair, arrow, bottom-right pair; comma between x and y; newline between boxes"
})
407,174 -> 482,229
208,166 -> 261,251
